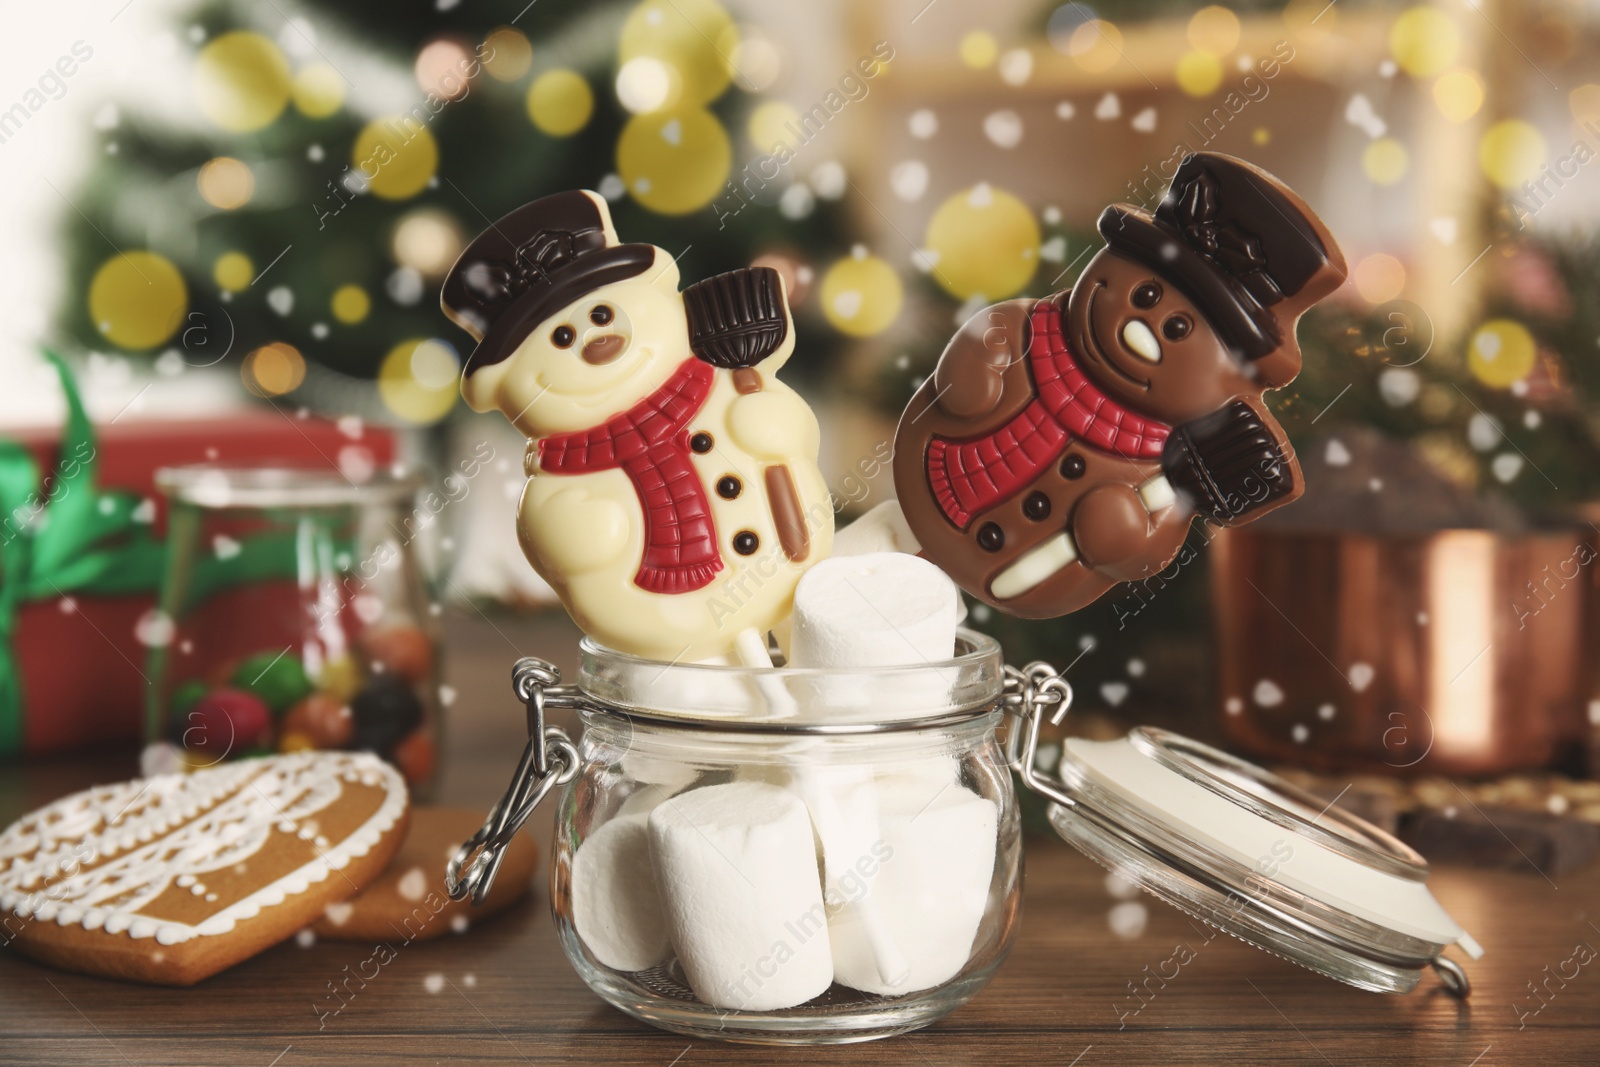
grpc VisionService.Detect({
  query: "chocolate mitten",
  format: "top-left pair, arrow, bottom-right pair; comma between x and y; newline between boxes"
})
1162,400 -> 1297,524
683,266 -> 788,369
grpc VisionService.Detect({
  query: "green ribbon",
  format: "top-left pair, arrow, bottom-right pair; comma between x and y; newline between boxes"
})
0,352 -> 304,758
0,352 -> 171,756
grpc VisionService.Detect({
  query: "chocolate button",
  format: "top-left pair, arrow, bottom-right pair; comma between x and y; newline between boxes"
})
1023,492 -> 1051,520
733,530 -> 759,555
977,523 -> 1005,551
690,432 -> 714,454
1060,453 -> 1086,479
716,475 -> 741,499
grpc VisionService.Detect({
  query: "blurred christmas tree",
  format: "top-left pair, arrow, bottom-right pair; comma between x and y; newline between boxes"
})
56,0 -> 861,422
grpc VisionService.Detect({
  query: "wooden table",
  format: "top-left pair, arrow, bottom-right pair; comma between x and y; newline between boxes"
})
3,610 -> 1598,1065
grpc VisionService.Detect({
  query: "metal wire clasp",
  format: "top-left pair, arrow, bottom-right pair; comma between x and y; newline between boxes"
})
1002,660 -> 1078,811
447,657 -> 584,905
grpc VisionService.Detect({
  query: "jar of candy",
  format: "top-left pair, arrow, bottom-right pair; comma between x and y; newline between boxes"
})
144,467 -> 441,790
450,634 -> 1483,1044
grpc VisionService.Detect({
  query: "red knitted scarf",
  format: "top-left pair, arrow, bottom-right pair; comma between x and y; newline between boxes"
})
538,359 -> 722,594
926,299 -> 1171,528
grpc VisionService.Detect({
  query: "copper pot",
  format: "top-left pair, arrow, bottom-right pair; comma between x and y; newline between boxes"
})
1212,525 -> 1595,776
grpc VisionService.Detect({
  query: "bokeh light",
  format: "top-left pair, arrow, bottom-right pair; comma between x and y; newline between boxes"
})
243,342 -> 306,397
1176,51 -> 1223,96
482,27 -> 532,81
1046,4 -> 1095,53
391,209 -> 465,279
291,63 -> 345,117
197,156 -> 254,210
528,69 -> 595,135
1432,70 -> 1484,123
728,31 -> 782,92
1351,253 -> 1406,304
1187,6 -> 1240,56
213,252 -> 254,292
1478,120 -> 1545,188
380,338 -> 460,424
748,100 -> 801,153
820,248 -> 902,337
352,118 -> 439,199
1283,0 -> 1336,35
331,285 -> 371,324
959,31 -> 998,69
1067,21 -> 1122,74
618,0 -> 735,109
89,252 -> 187,350
410,337 -> 461,389
617,106 -> 731,215
415,37 -> 474,100
924,184 -> 1040,301
193,32 -> 292,132
1362,138 -> 1409,185
615,56 -> 676,113
1468,319 -> 1536,388
1390,7 -> 1461,78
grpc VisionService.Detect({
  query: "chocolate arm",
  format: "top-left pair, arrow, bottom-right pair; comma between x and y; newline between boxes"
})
1160,397 -> 1301,526
683,266 -> 791,371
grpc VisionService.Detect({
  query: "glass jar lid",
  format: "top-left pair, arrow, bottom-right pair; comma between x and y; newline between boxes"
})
576,628 -> 1005,730
1011,676 -> 1481,997
156,465 -> 420,509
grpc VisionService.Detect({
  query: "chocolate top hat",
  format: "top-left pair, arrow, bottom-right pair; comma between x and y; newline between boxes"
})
441,190 -> 656,376
1097,153 -> 1343,360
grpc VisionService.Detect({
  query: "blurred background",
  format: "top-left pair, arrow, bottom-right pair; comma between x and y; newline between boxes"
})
5,0 -> 1600,861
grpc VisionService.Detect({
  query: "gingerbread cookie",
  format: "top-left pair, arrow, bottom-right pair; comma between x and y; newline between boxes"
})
312,807 -> 536,942
894,152 -> 1346,617
0,752 -> 408,986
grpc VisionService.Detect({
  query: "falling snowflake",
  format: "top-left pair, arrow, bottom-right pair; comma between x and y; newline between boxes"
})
1253,679 -> 1284,707
983,110 -> 1023,149
1108,901 -> 1149,939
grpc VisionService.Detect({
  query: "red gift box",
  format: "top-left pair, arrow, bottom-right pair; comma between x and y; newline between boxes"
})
5,411 -> 395,757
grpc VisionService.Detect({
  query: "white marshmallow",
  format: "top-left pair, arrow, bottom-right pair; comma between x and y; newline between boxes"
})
571,814 -> 671,972
761,763 -> 910,989
828,500 -> 965,628
830,780 -> 997,996
790,552 -> 960,670
833,500 -> 922,556
648,782 -> 833,1010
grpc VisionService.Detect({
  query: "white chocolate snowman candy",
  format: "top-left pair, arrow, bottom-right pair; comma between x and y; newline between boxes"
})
443,191 -> 833,662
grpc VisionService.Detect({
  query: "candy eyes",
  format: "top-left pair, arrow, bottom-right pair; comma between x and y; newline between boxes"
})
589,304 -> 614,326
552,325 -> 576,348
1162,314 -> 1192,341
1132,283 -> 1162,309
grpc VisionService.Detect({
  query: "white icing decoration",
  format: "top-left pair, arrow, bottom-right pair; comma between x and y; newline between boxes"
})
0,753 -> 406,945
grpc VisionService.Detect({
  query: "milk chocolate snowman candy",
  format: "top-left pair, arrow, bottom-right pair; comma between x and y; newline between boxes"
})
893,153 -> 1345,618
443,191 -> 832,661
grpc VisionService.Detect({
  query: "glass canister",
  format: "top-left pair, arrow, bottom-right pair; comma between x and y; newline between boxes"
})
143,467 -> 442,790
451,633 -> 1481,1046
459,632 -> 1020,1044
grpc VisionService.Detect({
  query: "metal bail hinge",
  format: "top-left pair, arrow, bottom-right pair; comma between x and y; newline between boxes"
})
1002,661 -> 1077,811
447,657 -> 582,905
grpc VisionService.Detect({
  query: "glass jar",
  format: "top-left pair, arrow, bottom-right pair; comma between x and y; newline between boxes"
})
451,632 -> 1482,1046
144,467 -> 442,790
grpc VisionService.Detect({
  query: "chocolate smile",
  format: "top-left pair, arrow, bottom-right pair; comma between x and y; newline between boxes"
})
1080,283 -> 1151,391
